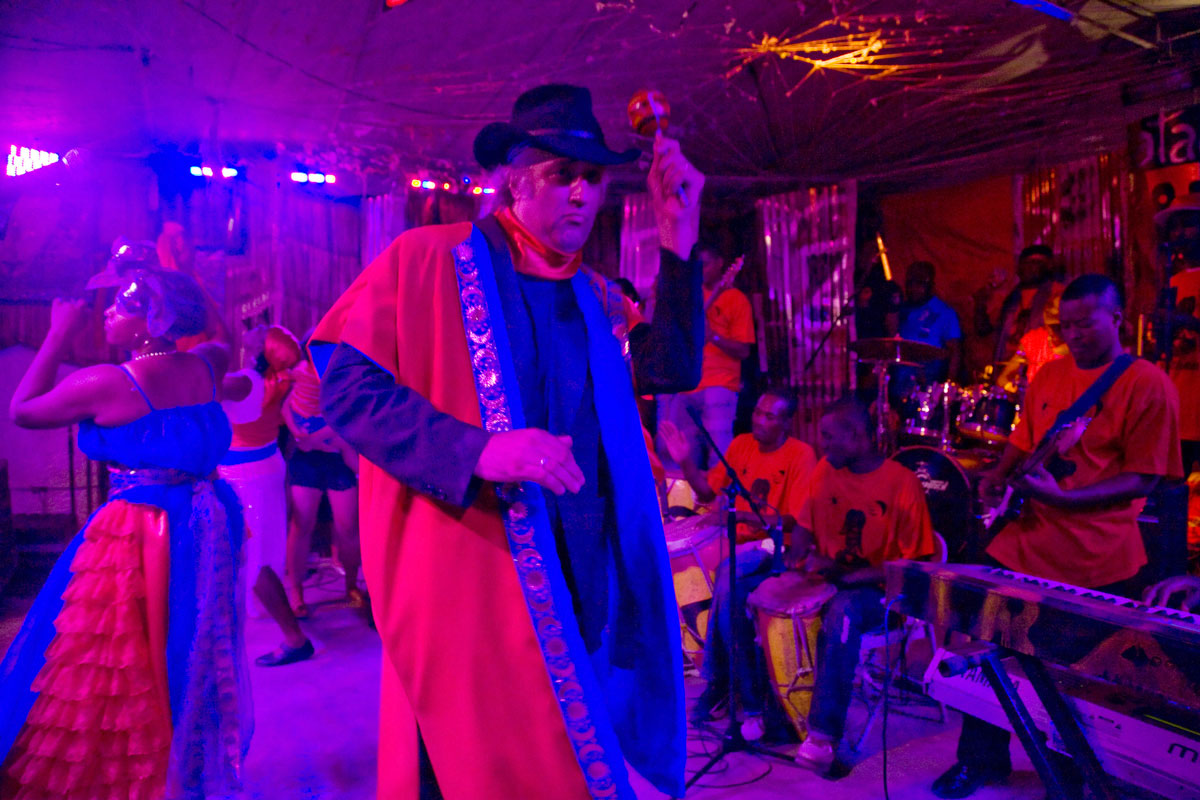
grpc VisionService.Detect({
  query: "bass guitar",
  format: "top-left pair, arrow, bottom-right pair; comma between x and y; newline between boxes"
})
979,415 -> 1091,547
704,255 -> 744,312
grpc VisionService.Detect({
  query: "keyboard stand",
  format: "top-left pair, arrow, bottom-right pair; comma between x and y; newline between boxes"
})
940,642 -> 1118,800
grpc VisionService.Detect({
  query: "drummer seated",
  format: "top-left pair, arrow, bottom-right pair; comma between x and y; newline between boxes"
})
659,388 -> 817,729
788,397 -> 936,774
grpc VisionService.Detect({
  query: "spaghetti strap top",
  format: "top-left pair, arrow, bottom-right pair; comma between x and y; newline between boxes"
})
118,355 -> 218,409
117,364 -> 156,411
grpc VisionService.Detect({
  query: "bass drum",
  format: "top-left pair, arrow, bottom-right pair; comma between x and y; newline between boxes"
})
890,447 -> 979,562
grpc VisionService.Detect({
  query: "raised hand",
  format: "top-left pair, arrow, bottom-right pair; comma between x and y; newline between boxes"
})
658,420 -> 692,466
647,134 -> 703,259
48,298 -> 89,342
473,429 -> 585,496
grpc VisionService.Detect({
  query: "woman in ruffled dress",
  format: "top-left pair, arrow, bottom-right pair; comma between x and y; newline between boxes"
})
0,240 -> 252,799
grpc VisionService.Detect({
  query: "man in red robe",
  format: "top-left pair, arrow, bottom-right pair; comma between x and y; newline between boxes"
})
312,84 -> 705,799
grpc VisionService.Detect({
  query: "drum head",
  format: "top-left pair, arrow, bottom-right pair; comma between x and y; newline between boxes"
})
747,572 -> 836,616
664,512 -> 722,555
890,446 -> 975,561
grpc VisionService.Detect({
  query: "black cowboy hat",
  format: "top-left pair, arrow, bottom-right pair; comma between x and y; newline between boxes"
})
473,84 -> 640,170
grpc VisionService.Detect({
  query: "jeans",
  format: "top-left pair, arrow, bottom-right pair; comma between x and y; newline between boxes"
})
658,387 -> 738,470
701,544 -> 773,713
807,585 -> 887,741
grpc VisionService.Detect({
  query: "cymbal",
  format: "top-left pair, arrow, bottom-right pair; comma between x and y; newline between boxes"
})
850,336 -> 948,364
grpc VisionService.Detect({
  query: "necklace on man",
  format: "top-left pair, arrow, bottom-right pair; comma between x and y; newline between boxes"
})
130,350 -> 174,362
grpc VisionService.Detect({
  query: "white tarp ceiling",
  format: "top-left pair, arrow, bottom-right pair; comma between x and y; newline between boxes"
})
3,0 -> 1199,194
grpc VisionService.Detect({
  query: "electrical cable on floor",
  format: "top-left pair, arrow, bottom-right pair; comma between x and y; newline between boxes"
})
683,705 -> 782,788
880,595 -> 903,800
691,761 -> 773,790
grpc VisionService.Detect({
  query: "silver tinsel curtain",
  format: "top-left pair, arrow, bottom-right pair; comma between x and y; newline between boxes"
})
757,182 -> 857,445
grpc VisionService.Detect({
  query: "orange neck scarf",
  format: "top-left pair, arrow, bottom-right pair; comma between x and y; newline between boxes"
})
496,207 -> 582,280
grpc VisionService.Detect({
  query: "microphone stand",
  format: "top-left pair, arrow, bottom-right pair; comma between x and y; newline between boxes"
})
684,408 -> 794,789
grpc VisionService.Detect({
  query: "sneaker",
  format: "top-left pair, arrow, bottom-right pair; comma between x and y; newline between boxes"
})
794,735 -> 835,773
740,715 -> 765,742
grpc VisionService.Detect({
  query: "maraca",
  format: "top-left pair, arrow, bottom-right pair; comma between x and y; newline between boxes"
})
627,89 -> 670,137
627,89 -> 687,205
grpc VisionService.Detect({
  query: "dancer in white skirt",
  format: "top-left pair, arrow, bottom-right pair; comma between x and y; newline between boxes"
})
219,325 -> 302,617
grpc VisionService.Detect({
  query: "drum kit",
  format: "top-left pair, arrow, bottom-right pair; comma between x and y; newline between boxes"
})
851,335 -> 1023,561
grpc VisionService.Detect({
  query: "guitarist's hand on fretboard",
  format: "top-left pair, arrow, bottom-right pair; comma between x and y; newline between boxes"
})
1012,463 -> 1064,506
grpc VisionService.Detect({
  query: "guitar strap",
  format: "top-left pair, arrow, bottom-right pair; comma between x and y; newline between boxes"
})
1035,353 -> 1136,451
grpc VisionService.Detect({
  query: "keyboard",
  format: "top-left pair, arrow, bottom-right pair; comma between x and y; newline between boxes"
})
885,560 -> 1200,709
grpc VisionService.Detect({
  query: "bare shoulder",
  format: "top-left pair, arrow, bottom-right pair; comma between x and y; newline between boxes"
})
187,342 -> 230,381
67,363 -> 135,392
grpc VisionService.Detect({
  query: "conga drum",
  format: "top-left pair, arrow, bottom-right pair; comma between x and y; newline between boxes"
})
664,512 -> 724,669
746,572 -> 836,740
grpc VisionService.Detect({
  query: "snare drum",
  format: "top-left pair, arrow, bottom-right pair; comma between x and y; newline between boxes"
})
746,573 -> 837,740
664,513 -> 724,669
957,384 -> 1019,443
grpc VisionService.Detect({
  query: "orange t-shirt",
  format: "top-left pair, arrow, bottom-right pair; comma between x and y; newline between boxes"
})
1169,268 -> 1200,442
230,372 -> 291,449
707,434 -> 817,541
987,356 -> 1183,587
798,458 -> 935,567
1016,326 -> 1066,385
695,287 -> 754,393
996,281 -> 1065,361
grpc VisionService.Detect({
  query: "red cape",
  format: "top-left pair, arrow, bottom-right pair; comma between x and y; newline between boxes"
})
313,223 -> 595,799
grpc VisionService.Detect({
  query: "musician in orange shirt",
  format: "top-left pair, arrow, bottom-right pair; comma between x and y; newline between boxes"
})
657,245 -> 754,468
932,274 -> 1183,799
790,396 -> 935,774
661,388 -> 817,730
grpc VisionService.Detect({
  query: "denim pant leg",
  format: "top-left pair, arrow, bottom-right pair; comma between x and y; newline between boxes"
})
807,586 -> 886,741
702,545 -> 773,710
698,387 -> 738,468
